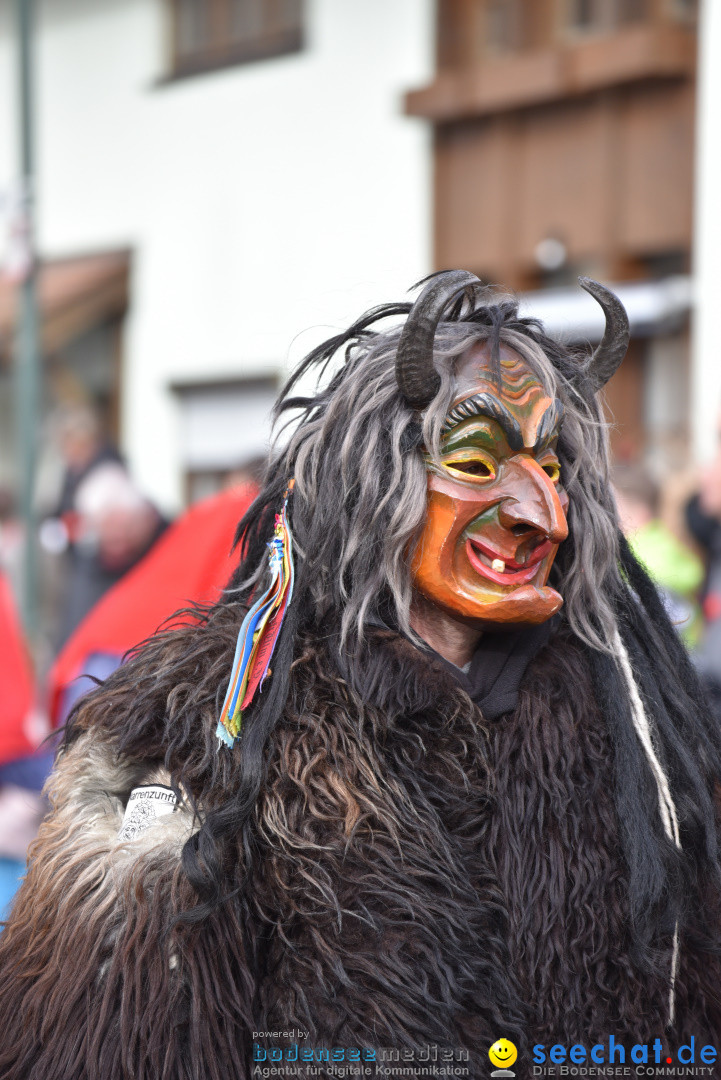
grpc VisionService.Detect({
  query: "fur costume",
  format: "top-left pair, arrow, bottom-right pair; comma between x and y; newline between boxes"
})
2,274 -> 721,1079
1,614 -> 720,1080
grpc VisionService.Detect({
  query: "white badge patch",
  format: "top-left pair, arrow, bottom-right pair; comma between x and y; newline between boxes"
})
118,784 -> 178,841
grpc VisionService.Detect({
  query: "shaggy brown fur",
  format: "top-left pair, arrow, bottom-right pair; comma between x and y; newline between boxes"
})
1,615 -> 719,1080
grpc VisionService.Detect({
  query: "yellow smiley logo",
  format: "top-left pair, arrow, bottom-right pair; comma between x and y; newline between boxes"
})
489,1039 -> 518,1070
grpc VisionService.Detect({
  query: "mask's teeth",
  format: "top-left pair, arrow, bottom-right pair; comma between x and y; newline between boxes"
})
491,558 -> 505,573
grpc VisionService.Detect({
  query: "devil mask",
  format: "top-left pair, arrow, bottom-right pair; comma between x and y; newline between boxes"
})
412,342 -> 569,625
397,271 -> 630,628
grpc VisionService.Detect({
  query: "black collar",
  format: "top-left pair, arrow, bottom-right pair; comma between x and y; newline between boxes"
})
424,618 -> 559,720
365,607 -> 559,721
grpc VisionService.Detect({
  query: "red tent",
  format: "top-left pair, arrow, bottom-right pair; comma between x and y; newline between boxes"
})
0,573 -> 35,767
48,485 -> 255,725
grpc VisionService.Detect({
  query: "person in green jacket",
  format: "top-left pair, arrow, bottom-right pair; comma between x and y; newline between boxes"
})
613,463 -> 703,646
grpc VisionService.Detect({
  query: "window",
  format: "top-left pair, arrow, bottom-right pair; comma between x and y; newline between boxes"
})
483,0 -> 547,54
169,0 -> 304,78
568,0 -> 596,31
616,0 -> 647,22
667,0 -> 697,20
485,0 -> 523,52
171,376 -> 278,504
565,0 -> 647,34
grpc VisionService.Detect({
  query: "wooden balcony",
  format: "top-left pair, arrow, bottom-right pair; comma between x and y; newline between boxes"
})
405,23 -> 695,123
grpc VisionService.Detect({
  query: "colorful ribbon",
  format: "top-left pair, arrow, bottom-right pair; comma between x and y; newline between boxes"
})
216,484 -> 295,747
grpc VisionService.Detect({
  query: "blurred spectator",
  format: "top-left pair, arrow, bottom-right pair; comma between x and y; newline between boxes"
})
686,441 -> 721,705
49,483 -> 256,727
37,404 -> 136,649
53,405 -> 123,521
0,488 -> 22,601
0,571 -> 48,917
225,455 -> 267,490
56,463 -> 167,648
614,463 -> 703,646
0,573 -> 35,772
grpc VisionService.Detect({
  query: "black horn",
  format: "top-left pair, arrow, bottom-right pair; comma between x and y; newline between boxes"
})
578,277 -> 630,393
395,270 -> 481,409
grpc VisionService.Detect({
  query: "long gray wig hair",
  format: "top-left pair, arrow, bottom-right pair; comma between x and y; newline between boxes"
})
236,273 -> 624,655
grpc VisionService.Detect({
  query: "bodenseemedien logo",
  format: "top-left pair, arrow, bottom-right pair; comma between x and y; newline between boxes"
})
489,1038 -> 518,1077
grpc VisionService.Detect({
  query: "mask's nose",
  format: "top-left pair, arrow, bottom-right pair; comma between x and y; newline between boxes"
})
497,457 -> 568,544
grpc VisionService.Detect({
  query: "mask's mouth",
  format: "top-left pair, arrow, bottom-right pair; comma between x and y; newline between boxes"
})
466,536 -> 552,586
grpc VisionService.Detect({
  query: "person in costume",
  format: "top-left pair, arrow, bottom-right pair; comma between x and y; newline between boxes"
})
0,273 -> 720,1079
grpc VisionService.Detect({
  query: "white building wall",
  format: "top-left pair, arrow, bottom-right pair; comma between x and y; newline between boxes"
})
692,0 -> 721,463
0,0 -> 434,510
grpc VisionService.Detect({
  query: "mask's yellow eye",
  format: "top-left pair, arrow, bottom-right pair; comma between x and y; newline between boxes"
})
443,453 -> 497,482
541,461 -> 561,483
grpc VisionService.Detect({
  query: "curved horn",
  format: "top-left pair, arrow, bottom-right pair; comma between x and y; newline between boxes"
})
395,270 -> 481,409
578,277 -> 630,392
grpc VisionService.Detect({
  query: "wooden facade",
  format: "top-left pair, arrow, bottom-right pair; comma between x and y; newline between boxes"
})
405,0 -> 698,462
406,0 -> 696,290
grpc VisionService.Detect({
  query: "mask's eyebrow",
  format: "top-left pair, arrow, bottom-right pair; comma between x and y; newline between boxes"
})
534,398 -> 565,452
441,393 -> 564,453
441,392 -> 524,450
